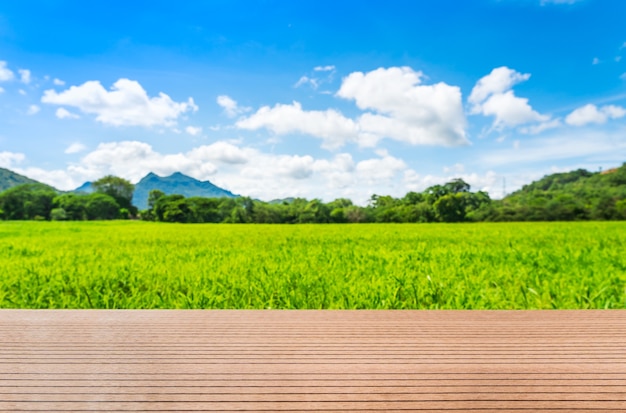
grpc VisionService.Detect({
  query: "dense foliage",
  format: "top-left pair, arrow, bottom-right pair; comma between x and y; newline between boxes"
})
141,178 -> 491,223
0,177 -> 134,221
477,163 -> 626,221
1,163 -> 625,222
1,221 -> 624,309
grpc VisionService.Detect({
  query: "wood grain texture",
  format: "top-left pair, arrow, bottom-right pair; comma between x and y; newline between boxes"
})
1,310 -> 625,412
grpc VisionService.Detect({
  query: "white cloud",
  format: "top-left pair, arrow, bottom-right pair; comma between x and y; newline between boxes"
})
71,141 -> 217,184
480,128 -> 626,167
314,65 -> 335,72
216,95 -> 250,118
236,101 -> 359,149
18,89 -> 26,96
355,153 -> 406,182
188,141 -> 249,164
479,91 -> 549,128
469,67 -> 530,106
27,105 -> 40,115
0,151 -> 25,168
8,139 -> 420,205
239,67 -> 469,149
470,66 -> 549,129
295,66 -> 336,91
337,66 -> 468,146
294,75 -> 318,89
41,78 -> 198,127
519,118 -> 562,134
18,69 -> 31,84
565,104 -> 626,126
603,105 -> 626,119
0,61 -> 14,82
278,155 -> 315,179
55,107 -> 80,119
185,126 -> 202,136
64,142 -> 87,154
0,87 -> 4,94
311,153 -> 355,189
53,78 -> 65,86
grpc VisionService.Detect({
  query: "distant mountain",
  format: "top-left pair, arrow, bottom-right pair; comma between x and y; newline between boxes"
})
73,181 -> 94,194
132,172 -> 238,210
0,167 -> 48,192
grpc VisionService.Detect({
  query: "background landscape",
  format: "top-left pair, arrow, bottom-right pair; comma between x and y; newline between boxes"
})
1,0 -> 626,203
1,1 -> 625,310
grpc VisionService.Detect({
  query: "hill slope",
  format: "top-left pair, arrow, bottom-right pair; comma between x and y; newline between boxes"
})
482,163 -> 626,221
133,172 -> 238,210
0,168 -> 46,192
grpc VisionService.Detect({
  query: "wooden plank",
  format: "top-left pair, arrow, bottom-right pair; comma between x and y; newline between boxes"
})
1,310 -> 625,412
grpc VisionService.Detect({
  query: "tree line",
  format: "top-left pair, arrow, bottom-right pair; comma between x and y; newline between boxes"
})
1,163 -> 625,223
0,176 -> 136,221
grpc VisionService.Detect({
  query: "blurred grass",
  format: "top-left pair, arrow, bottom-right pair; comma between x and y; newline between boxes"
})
0,221 -> 624,309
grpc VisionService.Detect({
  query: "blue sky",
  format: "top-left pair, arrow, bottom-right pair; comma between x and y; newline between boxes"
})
1,0 -> 625,203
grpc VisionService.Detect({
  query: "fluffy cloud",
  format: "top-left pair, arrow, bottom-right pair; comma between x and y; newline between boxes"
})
338,66 -> 468,146
64,143 -> 87,154
314,65 -> 336,72
188,141 -> 249,164
0,87 -> 4,94
41,79 -> 198,127
240,66 -> 468,149
236,101 -> 359,149
565,104 -> 626,126
479,91 -> 548,127
18,69 -> 31,84
295,65 -> 336,90
27,105 -> 40,115
10,140 -> 419,204
294,76 -> 319,89
185,126 -> 202,136
0,151 -> 25,168
355,151 -> 406,182
0,61 -> 14,82
469,67 -> 530,106
519,118 -> 562,134
470,66 -> 549,129
216,95 -> 250,118
70,141 -> 216,183
56,108 -> 80,119
53,78 -> 65,86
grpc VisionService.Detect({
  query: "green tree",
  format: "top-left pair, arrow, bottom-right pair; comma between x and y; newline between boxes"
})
147,189 -> 165,210
53,193 -> 88,220
92,175 -> 136,215
85,193 -> 121,220
0,184 -> 57,220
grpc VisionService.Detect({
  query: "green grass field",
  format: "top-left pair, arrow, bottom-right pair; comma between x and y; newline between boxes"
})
1,221 -> 625,309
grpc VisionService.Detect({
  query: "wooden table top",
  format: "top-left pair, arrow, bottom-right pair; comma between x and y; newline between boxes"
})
1,310 -> 625,412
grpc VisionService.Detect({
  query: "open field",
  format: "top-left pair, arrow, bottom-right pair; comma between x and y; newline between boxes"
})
0,221 -> 625,309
